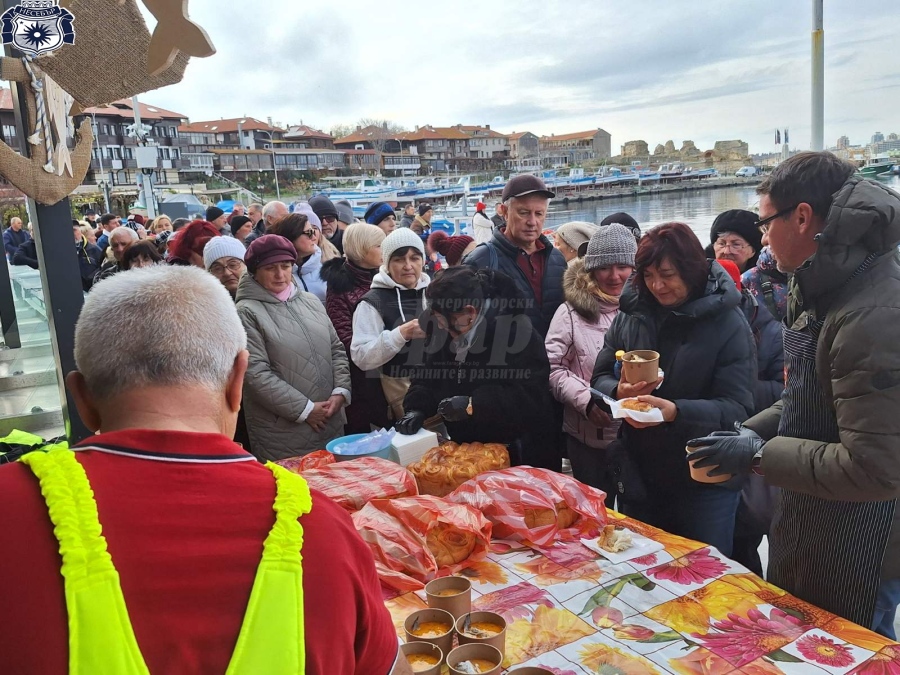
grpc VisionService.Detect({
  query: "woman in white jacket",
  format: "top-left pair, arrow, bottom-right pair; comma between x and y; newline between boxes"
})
545,225 -> 636,505
472,202 -> 494,246
351,228 -> 430,420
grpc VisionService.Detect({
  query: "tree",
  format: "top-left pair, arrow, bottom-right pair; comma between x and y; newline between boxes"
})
329,123 -> 355,141
355,118 -> 407,155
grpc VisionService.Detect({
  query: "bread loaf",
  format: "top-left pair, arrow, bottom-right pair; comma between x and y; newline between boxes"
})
426,523 -> 477,567
408,442 -> 510,497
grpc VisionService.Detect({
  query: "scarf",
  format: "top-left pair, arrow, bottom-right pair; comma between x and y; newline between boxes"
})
271,284 -> 297,303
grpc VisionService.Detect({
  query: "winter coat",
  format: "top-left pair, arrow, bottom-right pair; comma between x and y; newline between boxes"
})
741,247 -> 788,322
742,176 -> 900,579
12,239 -> 38,269
739,289 -> 784,412
404,283 -> 552,446
76,238 -> 103,292
399,214 -> 415,229
321,257 -> 390,432
472,211 -> 494,246
235,273 -> 350,461
546,259 -> 620,450
592,260 -> 756,493
463,228 -> 567,337
327,227 -> 344,255
411,215 -> 431,236
491,213 -> 505,230
295,246 -> 327,304
3,227 -> 29,259
92,260 -> 121,285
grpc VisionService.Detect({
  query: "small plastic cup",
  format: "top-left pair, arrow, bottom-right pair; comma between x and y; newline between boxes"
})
455,611 -> 507,657
686,445 -> 733,484
446,643 -> 503,675
622,350 -> 660,384
425,576 -> 472,620
400,641 -> 444,674
404,608 -> 455,657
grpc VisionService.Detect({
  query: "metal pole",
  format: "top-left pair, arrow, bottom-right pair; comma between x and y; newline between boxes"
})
90,113 -> 109,213
262,130 -> 280,200
811,0 -> 825,151
2,7 -> 89,441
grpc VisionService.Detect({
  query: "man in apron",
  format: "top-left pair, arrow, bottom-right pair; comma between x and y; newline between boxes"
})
0,265 -> 409,675
687,151 -> 900,638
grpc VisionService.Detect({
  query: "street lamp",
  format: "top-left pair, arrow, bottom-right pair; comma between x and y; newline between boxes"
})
89,112 -> 110,213
257,129 -> 281,200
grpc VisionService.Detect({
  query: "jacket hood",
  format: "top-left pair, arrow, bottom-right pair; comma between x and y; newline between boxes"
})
298,246 -> 322,278
794,176 -> 900,306
563,258 -> 619,321
235,270 -> 296,304
371,268 -> 430,291
755,246 -> 787,282
620,259 -> 740,320
320,257 -> 376,294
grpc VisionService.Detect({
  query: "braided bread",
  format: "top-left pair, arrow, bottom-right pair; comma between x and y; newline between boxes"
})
409,442 -> 510,497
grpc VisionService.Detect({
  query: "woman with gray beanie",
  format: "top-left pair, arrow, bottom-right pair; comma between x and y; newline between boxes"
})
545,224 -> 637,503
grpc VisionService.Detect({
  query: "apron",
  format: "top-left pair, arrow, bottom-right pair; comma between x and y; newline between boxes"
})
768,313 -> 895,627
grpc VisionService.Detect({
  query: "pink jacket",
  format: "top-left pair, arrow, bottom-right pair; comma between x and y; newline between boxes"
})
545,259 -> 620,449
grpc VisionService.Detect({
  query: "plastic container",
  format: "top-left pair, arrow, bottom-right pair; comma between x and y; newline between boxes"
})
446,643 -> 503,675
400,641 -> 444,674
425,576 -> 472,620
686,445 -> 733,484
621,350 -> 660,384
326,433 -> 399,463
404,608 -> 456,656
455,611 -> 507,657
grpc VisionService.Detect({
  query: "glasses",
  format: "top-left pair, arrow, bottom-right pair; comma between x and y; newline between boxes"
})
322,216 -> 337,224
713,239 -> 750,252
755,204 -> 799,233
209,259 -> 245,276
301,229 -> 317,239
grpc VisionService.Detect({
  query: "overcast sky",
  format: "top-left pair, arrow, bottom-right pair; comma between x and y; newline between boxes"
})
140,0 -> 896,155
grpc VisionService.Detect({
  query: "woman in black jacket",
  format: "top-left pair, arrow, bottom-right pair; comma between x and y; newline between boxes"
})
396,266 -> 555,468
592,222 -> 756,555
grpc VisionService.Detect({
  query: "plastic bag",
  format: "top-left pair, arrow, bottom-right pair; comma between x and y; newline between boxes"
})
331,428 -> 396,456
275,450 -> 335,473
299,457 -> 418,512
352,495 -> 492,591
408,442 -> 510,497
447,467 -> 608,547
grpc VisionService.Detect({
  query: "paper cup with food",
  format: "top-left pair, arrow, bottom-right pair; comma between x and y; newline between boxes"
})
405,608 -> 456,656
400,641 -> 444,674
456,611 -> 507,657
621,350 -> 660,384
447,643 -> 503,675
425,576 -> 472,620
686,445 -> 734,484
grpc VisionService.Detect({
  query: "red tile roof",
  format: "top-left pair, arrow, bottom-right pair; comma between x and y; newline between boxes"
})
82,99 -> 186,121
283,124 -> 332,140
454,124 -> 506,138
334,124 -> 400,145
404,125 -> 470,141
505,131 -> 536,140
178,117 -> 283,134
540,129 -> 608,142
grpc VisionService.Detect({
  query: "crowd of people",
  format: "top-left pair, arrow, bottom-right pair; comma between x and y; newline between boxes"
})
0,151 -> 898,672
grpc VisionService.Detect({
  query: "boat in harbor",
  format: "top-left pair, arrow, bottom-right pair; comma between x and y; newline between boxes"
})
320,178 -> 399,204
441,193 -> 490,217
859,154 -> 895,178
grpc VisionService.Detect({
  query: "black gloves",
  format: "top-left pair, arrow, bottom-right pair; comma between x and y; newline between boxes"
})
686,425 -> 764,477
438,396 -> 470,422
395,411 -> 426,435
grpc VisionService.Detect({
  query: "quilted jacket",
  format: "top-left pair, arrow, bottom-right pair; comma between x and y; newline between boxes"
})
235,273 -> 350,461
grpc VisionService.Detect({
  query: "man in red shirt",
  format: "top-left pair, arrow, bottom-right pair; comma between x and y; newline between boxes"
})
0,265 -> 410,675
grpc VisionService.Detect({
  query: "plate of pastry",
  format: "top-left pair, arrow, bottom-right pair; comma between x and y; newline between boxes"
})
593,391 -> 666,423
581,524 -> 665,564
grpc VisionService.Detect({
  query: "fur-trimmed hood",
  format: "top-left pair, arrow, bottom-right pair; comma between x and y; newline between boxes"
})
563,258 -> 620,321
319,257 -> 377,295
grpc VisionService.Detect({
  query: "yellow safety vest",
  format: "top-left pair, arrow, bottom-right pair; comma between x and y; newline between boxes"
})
21,447 -> 311,675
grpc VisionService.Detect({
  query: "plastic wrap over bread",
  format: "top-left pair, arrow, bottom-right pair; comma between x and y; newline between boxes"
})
288,456 -> 417,512
407,442 -> 510,497
275,450 -> 335,473
352,495 -> 492,591
447,467 -> 608,547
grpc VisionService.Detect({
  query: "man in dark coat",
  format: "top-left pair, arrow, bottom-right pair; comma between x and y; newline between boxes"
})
309,195 -> 344,255
688,152 -> 900,638
3,217 -> 29,261
12,238 -> 38,268
463,175 -> 566,338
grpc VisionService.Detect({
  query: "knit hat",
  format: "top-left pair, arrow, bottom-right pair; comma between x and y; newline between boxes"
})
293,202 -> 321,229
418,203 -> 433,217
382,227 -> 425,266
244,234 -> 298,273
716,258 -> 742,291
476,201 -> 486,212
206,206 -> 225,222
600,212 -> 641,241
555,221 -> 598,256
309,195 -> 338,221
428,230 -> 474,266
229,215 -> 252,237
365,201 -> 395,226
709,209 -> 762,254
203,235 -> 248,270
584,224 -> 638,272
335,200 -> 355,225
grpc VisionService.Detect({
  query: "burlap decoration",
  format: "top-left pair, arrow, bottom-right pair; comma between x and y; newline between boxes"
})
0,58 -> 92,206
36,0 -> 191,107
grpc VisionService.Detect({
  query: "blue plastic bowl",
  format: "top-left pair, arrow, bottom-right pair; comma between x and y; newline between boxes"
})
326,433 -> 399,463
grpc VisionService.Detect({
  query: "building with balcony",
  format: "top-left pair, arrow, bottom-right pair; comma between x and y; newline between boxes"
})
453,124 -> 509,161
178,117 -> 285,152
282,124 -> 334,149
539,128 -> 612,165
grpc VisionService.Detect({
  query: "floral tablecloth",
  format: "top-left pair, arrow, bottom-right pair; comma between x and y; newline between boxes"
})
384,510 -> 899,674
